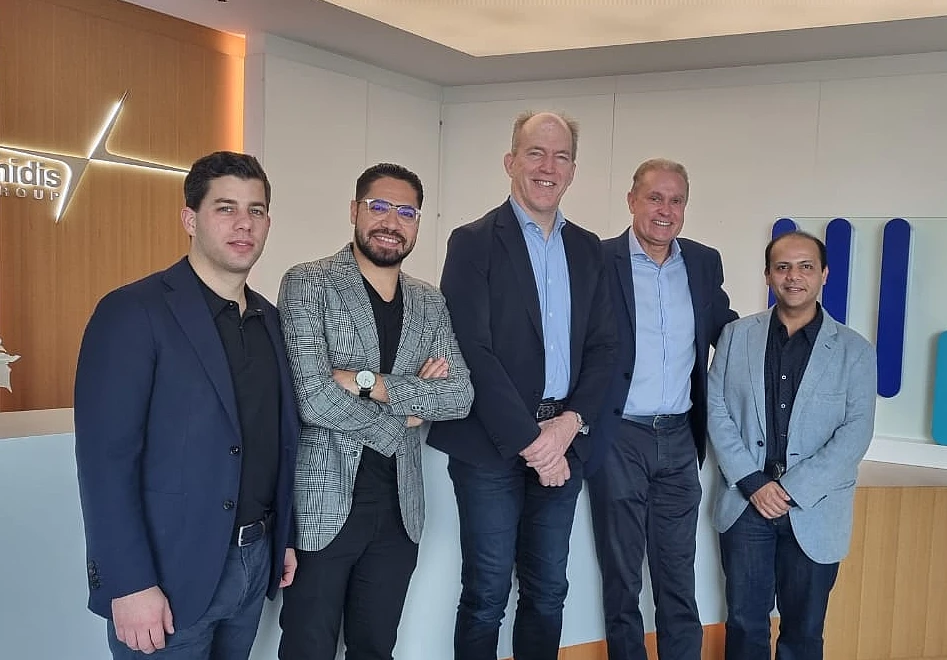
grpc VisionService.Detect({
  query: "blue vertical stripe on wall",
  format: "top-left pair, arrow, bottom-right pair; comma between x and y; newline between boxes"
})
768,217 -> 799,307
823,218 -> 853,324
876,218 -> 912,398
933,332 -> 947,445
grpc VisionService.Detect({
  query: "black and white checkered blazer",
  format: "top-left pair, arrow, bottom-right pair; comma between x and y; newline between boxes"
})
278,245 -> 473,551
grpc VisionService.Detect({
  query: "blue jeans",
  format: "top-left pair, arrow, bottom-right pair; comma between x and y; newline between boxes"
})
719,507 -> 839,660
107,535 -> 272,660
448,453 -> 583,660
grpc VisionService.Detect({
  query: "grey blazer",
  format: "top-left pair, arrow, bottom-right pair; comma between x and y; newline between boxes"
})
278,245 -> 473,552
707,308 -> 876,564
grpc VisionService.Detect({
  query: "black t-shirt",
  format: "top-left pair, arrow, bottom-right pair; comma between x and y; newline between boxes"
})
352,277 -> 403,507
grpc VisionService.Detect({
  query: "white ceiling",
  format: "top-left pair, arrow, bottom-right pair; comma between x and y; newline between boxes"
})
122,0 -> 947,85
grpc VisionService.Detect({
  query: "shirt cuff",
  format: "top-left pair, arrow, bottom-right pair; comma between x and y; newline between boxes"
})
737,471 -> 772,500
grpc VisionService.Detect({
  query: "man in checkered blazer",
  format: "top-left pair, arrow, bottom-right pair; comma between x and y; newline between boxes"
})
276,163 -> 473,660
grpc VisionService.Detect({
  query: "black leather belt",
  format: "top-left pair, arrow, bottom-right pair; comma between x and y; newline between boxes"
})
765,461 -> 787,480
622,412 -> 689,430
536,398 -> 566,422
232,511 -> 274,547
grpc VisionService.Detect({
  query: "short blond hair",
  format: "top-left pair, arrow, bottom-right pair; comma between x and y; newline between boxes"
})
631,158 -> 689,200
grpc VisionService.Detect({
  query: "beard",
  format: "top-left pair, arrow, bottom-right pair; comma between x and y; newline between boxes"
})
354,228 -> 414,268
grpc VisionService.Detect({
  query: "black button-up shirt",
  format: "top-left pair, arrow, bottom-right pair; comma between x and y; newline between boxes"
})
195,266 -> 280,528
351,277 -> 403,507
737,305 -> 823,500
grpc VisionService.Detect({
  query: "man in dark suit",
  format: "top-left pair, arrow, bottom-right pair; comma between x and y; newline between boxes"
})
586,158 -> 737,660
428,111 -> 617,660
75,151 -> 299,659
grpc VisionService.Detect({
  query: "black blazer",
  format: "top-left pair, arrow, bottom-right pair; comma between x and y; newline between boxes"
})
75,258 -> 299,629
585,229 -> 737,474
427,201 -> 617,470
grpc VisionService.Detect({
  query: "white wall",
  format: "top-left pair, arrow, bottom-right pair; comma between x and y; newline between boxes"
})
6,41 -> 947,660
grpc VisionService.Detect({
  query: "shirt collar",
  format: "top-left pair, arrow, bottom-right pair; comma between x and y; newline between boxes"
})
508,196 -> 566,237
628,228 -> 681,263
188,258 -> 260,318
770,303 -> 823,343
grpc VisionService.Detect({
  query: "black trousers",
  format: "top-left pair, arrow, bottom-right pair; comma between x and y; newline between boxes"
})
278,501 -> 419,660
587,416 -> 703,660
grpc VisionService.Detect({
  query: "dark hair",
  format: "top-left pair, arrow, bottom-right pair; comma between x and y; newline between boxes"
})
184,151 -> 271,211
355,163 -> 424,208
764,230 -> 828,272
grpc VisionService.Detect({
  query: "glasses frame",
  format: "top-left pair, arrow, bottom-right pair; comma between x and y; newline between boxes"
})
359,198 -> 422,223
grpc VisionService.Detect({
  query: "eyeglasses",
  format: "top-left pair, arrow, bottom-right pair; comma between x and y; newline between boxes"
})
359,198 -> 421,223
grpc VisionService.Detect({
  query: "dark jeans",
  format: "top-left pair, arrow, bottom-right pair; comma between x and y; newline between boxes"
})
278,501 -> 419,660
448,453 -> 584,660
106,534 -> 272,660
587,416 -> 703,660
719,507 -> 839,660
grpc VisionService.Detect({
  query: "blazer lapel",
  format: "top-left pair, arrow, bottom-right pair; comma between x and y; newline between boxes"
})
391,274 -> 421,377
747,311 -> 771,436
680,241 -> 704,345
790,313 -> 839,423
162,259 -> 241,438
496,203 -> 543,342
334,247 -> 381,371
613,229 -> 637,334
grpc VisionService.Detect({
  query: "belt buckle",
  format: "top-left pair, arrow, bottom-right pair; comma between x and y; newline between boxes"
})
236,518 -> 264,547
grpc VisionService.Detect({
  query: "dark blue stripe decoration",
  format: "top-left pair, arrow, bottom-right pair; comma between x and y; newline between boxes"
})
823,218 -> 853,324
933,332 -> 947,445
768,217 -> 799,308
876,218 -> 912,398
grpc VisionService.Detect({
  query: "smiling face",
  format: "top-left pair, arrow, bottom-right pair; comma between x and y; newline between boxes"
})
504,113 -> 576,226
350,176 -> 420,268
765,234 -> 828,315
628,168 -> 688,263
182,175 -> 270,278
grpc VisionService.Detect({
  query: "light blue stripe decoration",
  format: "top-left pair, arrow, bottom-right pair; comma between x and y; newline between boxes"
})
768,217 -> 799,307
823,218 -> 853,324
876,218 -> 911,398
933,332 -> 947,445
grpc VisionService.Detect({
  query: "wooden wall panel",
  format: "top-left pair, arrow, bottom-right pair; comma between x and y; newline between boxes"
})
0,0 -> 244,411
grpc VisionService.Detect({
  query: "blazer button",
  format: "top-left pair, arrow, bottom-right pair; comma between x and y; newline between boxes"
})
230,445 -> 241,455
613,408 -> 621,416
223,500 -> 235,510
623,372 -> 632,380
757,440 -> 764,447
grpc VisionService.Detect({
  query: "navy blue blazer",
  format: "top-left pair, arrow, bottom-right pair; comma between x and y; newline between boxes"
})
75,258 -> 299,629
585,229 -> 737,475
427,201 -> 617,470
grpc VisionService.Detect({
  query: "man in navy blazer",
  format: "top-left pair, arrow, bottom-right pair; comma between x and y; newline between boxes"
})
428,111 -> 617,660
586,158 -> 737,660
75,152 -> 299,659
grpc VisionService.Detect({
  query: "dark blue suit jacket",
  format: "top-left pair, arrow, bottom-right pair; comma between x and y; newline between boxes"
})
427,201 -> 617,469
586,229 -> 737,475
75,258 -> 299,629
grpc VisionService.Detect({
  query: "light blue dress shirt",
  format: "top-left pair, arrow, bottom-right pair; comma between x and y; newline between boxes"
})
509,197 -> 572,400
623,231 -> 696,416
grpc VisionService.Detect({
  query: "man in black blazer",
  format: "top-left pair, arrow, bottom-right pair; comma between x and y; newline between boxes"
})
428,111 -> 617,660
75,151 -> 299,659
586,158 -> 737,660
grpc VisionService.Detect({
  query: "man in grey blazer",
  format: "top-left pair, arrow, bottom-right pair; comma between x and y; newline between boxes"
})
708,230 -> 876,660
277,163 -> 473,660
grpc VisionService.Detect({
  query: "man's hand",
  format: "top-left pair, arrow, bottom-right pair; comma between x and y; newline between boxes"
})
520,413 -> 580,472
111,586 -> 174,654
749,481 -> 792,519
417,357 -> 448,379
405,415 -> 424,428
280,548 -> 298,588
537,454 -> 571,487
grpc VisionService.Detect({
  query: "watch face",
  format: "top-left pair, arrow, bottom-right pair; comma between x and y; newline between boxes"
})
355,370 -> 375,389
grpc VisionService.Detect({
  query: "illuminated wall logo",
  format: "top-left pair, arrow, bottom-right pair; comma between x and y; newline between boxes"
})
0,91 -> 187,222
